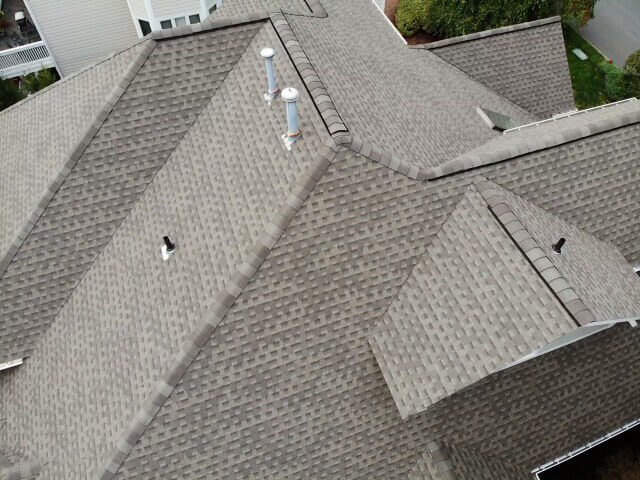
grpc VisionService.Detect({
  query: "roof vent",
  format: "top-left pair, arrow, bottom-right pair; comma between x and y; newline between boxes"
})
260,47 -> 279,105
552,237 -> 566,255
161,236 -> 175,261
476,106 -> 517,132
281,87 -> 301,150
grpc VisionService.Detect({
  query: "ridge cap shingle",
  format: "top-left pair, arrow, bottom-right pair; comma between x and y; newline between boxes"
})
95,143 -> 344,480
473,176 -> 595,325
427,102 -> 640,180
411,15 -> 561,50
0,40 -> 158,280
272,12 -> 347,135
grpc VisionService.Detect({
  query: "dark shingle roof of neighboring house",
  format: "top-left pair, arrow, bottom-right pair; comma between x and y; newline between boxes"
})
1,1 -> 640,479
415,16 -> 575,119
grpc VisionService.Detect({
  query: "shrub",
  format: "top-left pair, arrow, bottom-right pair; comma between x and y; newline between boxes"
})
0,78 -> 25,111
415,0 -> 598,39
624,49 -> 640,98
21,68 -> 58,94
625,49 -> 640,76
600,62 -> 628,101
395,0 -> 431,37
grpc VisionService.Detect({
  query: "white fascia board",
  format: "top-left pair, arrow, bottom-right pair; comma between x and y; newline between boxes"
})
0,358 -> 23,371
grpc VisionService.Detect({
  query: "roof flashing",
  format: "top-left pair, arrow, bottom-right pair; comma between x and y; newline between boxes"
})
476,106 -> 517,131
0,358 -> 23,371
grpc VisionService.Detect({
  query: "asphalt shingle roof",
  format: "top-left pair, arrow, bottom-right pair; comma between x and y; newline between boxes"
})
1,1 -> 640,479
419,17 -> 575,119
368,183 -> 577,419
0,21 -> 264,365
0,19 -> 329,478
286,0 -> 536,171
0,41 -> 146,272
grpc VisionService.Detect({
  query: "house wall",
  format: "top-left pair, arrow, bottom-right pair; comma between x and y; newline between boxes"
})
152,0 -> 202,21
25,0 -> 138,77
127,0 -> 150,21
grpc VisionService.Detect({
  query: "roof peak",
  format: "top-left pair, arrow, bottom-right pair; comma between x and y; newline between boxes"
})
412,15 -> 561,50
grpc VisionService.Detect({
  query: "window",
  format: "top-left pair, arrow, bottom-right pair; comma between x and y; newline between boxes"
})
476,106 -> 517,132
138,19 -> 151,36
189,14 -> 201,23
160,19 -> 172,29
208,4 -> 217,13
174,16 -> 187,27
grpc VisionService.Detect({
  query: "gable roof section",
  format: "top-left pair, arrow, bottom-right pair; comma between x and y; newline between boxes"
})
368,183 -> 576,419
0,18 -> 331,479
427,97 -> 640,179
477,177 -> 640,323
0,20 -> 265,365
413,322 -> 640,476
417,17 -> 574,119
0,40 -> 147,272
285,0 -> 536,172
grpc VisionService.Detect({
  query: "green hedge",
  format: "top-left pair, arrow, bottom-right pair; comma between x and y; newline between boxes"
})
599,62 -> 627,101
395,0 -> 597,39
624,49 -> 640,98
396,0 -> 431,37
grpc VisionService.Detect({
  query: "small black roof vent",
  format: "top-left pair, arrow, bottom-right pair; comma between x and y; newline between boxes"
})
552,237 -> 566,255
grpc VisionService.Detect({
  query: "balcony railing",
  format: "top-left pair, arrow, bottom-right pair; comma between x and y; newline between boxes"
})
0,40 -> 54,78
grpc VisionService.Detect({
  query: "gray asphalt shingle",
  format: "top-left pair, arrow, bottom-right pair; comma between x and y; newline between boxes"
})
1,1 -> 640,479
0,20 -> 329,479
421,17 -> 575,119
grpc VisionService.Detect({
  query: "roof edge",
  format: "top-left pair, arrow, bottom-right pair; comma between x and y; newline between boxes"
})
271,13 -> 348,135
94,143 -> 344,480
149,12 -> 270,40
411,15 -> 561,50
426,103 -> 640,180
0,40 -> 158,280
474,177 -> 595,325
145,0 -> 329,42
0,460 -> 40,480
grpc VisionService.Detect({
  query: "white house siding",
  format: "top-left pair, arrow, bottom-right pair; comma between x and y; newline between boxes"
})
25,0 -> 138,76
128,0 -> 150,21
151,0 -> 202,21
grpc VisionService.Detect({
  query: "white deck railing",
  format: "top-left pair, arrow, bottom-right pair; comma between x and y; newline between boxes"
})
0,40 -> 55,78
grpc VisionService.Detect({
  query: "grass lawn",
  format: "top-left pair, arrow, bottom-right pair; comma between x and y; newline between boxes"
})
562,24 -> 610,109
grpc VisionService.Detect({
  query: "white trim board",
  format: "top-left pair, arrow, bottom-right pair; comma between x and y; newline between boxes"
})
0,358 -> 23,371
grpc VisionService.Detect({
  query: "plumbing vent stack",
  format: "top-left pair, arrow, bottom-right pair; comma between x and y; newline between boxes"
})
261,47 -> 279,104
161,235 -> 175,261
552,237 -> 566,255
282,87 -> 301,150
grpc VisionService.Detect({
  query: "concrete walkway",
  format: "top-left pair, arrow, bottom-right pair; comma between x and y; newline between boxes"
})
581,0 -> 640,67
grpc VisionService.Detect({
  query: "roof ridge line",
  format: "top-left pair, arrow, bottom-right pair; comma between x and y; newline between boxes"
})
427,105 -> 640,180
335,133 -> 431,180
473,177 -> 595,326
411,15 -> 561,50
0,39 -> 151,118
0,39 -> 158,279
271,12 -> 347,135
149,12 -> 270,40
147,0 -> 328,42
94,143 -> 344,480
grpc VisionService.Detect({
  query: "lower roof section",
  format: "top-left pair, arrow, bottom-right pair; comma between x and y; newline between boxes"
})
368,184 -> 576,419
422,17 -> 574,119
